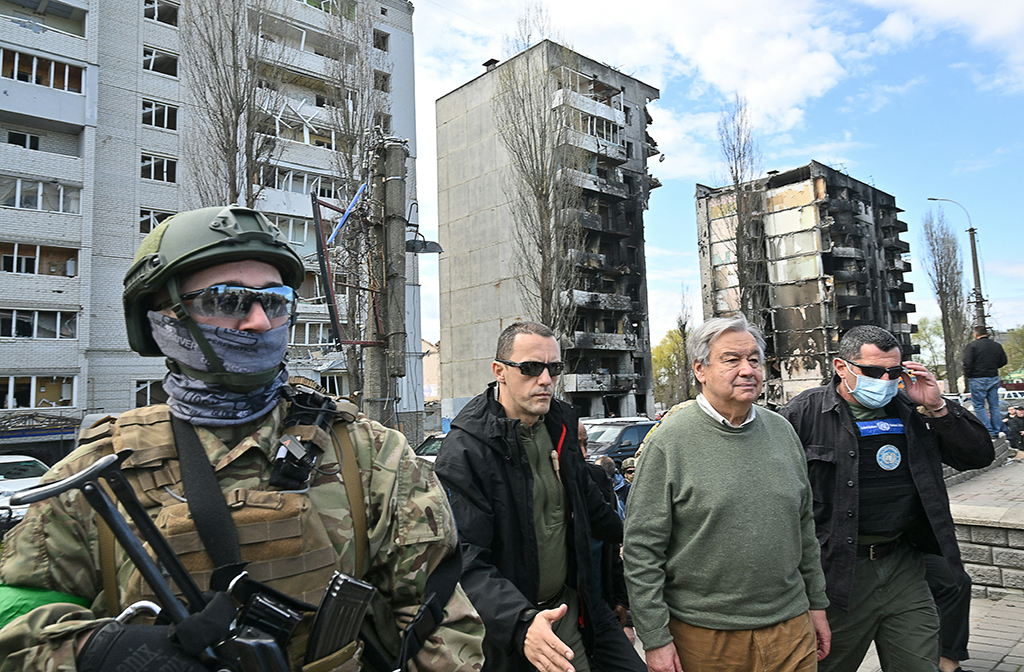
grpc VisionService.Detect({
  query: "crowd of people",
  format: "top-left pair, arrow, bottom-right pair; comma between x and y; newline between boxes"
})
0,205 -> 1001,672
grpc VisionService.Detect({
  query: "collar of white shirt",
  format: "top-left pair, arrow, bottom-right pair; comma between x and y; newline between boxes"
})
696,393 -> 757,428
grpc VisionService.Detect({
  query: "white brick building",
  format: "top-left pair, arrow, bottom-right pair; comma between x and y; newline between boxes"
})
0,0 -> 423,457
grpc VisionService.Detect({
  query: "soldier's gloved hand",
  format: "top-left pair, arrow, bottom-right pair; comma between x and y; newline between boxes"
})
170,590 -> 237,657
76,621 -> 208,672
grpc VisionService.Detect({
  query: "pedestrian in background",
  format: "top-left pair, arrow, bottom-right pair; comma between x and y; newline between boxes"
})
963,326 -> 1008,438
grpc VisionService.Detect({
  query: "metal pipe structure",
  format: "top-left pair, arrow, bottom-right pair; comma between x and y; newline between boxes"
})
927,197 -> 986,330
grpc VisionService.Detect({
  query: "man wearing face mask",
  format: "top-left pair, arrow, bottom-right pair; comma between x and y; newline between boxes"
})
0,206 -> 484,672
779,325 -> 993,672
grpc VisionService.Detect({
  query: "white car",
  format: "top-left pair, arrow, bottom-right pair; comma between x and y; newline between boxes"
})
0,454 -> 50,532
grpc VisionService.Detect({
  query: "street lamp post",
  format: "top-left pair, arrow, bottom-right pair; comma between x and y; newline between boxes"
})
927,197 -> 986,331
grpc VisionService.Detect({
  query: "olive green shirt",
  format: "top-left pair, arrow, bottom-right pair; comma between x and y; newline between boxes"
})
520,419 -> 568,602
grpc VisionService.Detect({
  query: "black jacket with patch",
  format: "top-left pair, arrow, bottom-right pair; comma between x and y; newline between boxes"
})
779,376 -> 994,610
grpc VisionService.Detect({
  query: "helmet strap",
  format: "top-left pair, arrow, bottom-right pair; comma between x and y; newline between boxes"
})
163,277 -> 284,393
166,276 -> 229,375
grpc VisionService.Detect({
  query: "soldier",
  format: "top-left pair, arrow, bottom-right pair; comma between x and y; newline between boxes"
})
0,206 -> 484,672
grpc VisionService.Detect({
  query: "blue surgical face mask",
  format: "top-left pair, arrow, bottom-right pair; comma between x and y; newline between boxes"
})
846,374 -> 900,409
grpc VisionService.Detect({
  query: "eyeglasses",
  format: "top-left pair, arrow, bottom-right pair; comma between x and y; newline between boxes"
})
840,358 -> 906,380
179,284 -> 296,320
625,468 -> 635,474
495,358 -> 564,378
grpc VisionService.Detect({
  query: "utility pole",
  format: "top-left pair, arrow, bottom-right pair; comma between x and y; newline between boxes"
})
928,197 -> 986,330
364,138 -> 409,429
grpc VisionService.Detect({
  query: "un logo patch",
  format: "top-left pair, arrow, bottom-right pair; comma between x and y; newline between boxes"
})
876,444 -> 902,471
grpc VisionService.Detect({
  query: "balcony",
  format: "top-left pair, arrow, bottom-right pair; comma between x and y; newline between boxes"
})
837,295 -> 872,308
553,89 -> 625,126
885,257 -> 912,273
568,208 -> 631,236
566,169 -> 630,200
570,331 -> 638,351
882,237 -> 911,253
885,278 -> 914,293
832,269 -> 868,283
882,219 -> 909,233
889,302 -> 916,313
566,289 -> 633,312
562,372 -> 640,393
830,246 -> 864,259
565,130 -> 627,164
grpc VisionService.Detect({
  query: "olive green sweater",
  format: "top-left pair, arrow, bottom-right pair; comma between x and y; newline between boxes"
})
623,402 -> 828,650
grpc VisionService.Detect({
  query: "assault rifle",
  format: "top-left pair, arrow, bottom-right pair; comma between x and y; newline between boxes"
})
12,451 -> 307,672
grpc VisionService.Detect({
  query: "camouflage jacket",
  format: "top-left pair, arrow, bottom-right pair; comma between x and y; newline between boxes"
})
0,401 -> 484,672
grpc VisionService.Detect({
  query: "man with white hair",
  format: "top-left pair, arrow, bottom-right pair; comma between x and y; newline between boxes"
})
624,315 -> 830,672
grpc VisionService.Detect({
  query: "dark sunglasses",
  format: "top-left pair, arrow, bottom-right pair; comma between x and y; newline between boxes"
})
840,358 -> 906,380
179,284 -> 296,320
495,358 -> 564,378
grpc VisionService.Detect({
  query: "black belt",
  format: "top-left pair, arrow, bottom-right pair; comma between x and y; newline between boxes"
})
857,538 -> 901,561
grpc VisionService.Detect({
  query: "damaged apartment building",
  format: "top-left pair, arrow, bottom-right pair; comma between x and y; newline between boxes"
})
1,0 -> 426,454
436,40 -> 659,420
695,160 -> 917,405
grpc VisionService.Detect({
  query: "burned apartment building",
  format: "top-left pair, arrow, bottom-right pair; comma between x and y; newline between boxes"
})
436,40 -> 659,420
695,160 -> 917,405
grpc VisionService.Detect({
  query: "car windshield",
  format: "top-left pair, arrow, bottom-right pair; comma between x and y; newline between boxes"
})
0,460 -> 47,480
585,424 -> 623,444
416,437 -> 444,456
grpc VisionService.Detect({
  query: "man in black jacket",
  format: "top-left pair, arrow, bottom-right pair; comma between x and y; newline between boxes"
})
435,322 -> 644,672
962,326 -> 1008,437
780,325 -> 993,672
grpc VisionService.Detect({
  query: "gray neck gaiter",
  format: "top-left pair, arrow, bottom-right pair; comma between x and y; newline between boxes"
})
147,312 -> 289,426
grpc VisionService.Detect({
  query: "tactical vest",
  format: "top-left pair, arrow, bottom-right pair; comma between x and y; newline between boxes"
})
855,417 -> 924,538
81,401 -> 366,671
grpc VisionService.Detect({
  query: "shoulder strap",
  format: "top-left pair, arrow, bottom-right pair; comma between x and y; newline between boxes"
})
98,505 -> 119,616
334,424 -> 367,579
170,417 -> 242,568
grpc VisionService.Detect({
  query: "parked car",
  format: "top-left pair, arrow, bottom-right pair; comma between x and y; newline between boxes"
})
582,418 -> 656,466
0,454 -> 49,536
414,433 -> 446,462
961,398 -> 1011,423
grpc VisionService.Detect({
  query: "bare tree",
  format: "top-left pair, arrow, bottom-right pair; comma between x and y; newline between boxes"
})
676,285 -> 694,401
494,6 -> 585,339
921,208 -> 972,393
180,0 -> 287,207
315,2 -> 396,395
717,94 -> 767,329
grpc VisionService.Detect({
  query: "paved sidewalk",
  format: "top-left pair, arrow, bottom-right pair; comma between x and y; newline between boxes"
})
858,448 -> 1024,672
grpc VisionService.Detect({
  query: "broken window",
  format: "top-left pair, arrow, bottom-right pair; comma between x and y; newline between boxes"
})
0,309 -> 76,339
135,380 -> 169,407
1,375 -> 76,409
373,112 -> 392,133
290,321 -> 333,345
373,70 -> 390,93
141,154 -> 177,182
373,29 -> 390,51
269,215 -> 312,245
139,209 -> 173,234
0,176 -> 80,213
143,0 -> 179,26
142,47 -> 178,77
1,48 -> 83,92
142,99 -> 178,130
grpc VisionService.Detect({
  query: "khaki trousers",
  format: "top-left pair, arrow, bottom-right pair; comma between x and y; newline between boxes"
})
668,612 -> 817,672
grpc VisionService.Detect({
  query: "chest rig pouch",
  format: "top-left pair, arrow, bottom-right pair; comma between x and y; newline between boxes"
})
112,386 -> 361,670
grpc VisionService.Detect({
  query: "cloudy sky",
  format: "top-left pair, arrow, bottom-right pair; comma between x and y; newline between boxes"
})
406,0 -> 1024,348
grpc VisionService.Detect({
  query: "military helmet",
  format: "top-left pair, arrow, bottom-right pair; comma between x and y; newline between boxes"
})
124,205 -> 305,357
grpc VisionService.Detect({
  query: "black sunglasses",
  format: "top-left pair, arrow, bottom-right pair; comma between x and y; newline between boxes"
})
495,358 -> 564,378
179,284 -> 296,320
840,358 -> 906,380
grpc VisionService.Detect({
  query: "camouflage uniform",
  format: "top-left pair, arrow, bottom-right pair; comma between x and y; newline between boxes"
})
0,400 -> 485,672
